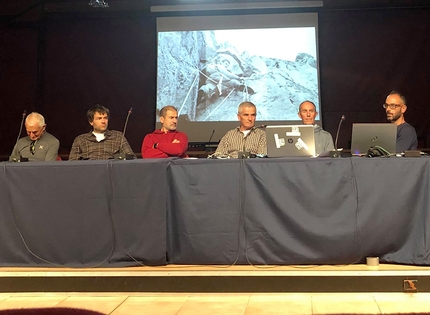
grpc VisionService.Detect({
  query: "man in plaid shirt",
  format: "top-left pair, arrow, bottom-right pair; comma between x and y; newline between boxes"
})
69,104 -> 136,160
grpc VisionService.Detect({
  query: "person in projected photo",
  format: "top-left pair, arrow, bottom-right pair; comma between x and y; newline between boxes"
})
383,90 -> 417,152
68,104 -> 136,160
298,100 -> 334,155
10,112 -> 60,161
198,54 -> 254,104
141,105 -> 188,158
213,101 -> 266,158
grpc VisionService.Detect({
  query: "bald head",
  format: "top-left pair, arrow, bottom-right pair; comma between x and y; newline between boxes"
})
298,101 -> 318,125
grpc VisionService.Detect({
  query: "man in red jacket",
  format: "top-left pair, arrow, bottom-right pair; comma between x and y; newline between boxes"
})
141,105 -> 188,158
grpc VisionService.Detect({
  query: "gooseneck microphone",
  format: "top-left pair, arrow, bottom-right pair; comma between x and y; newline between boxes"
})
334,115 -> 345,151
16,110 -> 27,144
114,107 -> 133,160
205,129 -> 216,153
208,129 -> 215,144
9,110 -> 28,162
330,115 -> 345,158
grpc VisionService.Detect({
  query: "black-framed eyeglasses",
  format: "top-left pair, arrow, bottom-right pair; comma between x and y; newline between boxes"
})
30,140 -> 36,155
383,103 -> 403,109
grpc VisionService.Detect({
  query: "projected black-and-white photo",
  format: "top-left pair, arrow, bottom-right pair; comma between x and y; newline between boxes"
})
157,27 -> 318,122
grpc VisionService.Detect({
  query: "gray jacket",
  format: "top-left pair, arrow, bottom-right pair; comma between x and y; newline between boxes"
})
314,124 -> 334,155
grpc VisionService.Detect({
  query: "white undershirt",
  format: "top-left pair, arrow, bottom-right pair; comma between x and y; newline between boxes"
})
241,130 -> 251,137
93,132 -> 105,142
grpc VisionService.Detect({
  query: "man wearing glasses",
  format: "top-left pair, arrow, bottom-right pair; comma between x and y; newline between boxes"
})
10,112 -> 60,161
383,90 -> 418,152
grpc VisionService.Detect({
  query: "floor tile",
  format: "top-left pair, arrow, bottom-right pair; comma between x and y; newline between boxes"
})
0,296 -> 66,310
176,295 -> 249,315
311,294 -> 380,314
111,296 -> 189,315
374,293 -> 430,313
245,294 -> 312,315
57,296 -> 127,314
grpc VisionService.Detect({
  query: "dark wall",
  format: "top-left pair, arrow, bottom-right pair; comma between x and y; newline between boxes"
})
319,8 -> 430,149
1,7 -> 430,157
42,17 -> 156,154
0,26 -> 38,154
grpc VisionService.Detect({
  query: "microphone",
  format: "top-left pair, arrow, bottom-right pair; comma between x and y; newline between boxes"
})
9,110 -> 28,162
330,115 -> 345,158
205,129 -> 216,153
208,129 -> 215,143
257,124 -> 267,129
114,107 -> 134,160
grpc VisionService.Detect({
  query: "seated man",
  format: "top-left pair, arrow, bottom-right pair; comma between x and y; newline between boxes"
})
383,90 -> 418,152
141,105 -> 188,158
10,112 -> 60,161
214,101 -> 267,158
298,100 -> 334,155
69,104 -> 136,160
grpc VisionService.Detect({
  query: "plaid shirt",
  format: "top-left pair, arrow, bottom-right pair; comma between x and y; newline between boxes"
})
68,129 -> 135,161
214,126 -> 267,158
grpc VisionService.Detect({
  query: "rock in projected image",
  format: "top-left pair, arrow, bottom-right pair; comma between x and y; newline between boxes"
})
157,28 -> 319,122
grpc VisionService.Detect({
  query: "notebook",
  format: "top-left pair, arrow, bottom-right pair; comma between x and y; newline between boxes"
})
350,123 -> 397,155
266,125 -> 316,157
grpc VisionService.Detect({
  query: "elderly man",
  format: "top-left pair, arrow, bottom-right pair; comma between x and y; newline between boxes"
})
10,112 -> 59,161
69,104 -> 136,160
141,105 -> 188,158
383,90 -> 418,152
298,100 -> 334,155
214,101 -> 267,158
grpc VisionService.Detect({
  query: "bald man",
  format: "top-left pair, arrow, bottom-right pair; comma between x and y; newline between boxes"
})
298,100 -> 334,155
10,112 -> 60,161
383,90 -> 418,152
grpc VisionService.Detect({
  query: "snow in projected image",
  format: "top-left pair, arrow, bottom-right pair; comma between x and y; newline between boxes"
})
156,27 -> 319,122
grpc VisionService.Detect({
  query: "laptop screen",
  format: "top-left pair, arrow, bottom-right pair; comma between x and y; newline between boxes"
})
350,123 -> 397,155
266,125 -> 316,157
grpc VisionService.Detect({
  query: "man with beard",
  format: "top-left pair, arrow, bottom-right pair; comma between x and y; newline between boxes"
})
383,91 -> 418,152
141,105 -> 188,158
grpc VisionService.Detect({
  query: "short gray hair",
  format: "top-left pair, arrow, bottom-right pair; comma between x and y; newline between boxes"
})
25,112 -> 45,127
237,101 -> 256,114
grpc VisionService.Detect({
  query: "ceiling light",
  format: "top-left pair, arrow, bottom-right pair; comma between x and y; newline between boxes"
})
89,0 -> 109,8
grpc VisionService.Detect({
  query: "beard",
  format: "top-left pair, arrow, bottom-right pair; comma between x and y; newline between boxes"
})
387,112 -> 401,122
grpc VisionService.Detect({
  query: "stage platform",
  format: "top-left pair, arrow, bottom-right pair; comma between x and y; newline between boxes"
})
1,264 -> 430,294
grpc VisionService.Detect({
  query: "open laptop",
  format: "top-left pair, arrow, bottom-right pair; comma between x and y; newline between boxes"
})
266,125 -> 316,157
350,123 -> 397,155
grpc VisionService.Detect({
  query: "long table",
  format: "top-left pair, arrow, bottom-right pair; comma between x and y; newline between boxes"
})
1,157 -> 430,267
0,159 -> 168,267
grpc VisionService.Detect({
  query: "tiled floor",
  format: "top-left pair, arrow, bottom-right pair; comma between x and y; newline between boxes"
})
1,293 -> 430,314
2,265 -> 430,314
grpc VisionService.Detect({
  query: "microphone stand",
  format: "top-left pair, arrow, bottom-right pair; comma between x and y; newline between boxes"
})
9,110 -> 28,162
330,115 -> 345,158
205,129 -> 216,154
114,107 -> 134,160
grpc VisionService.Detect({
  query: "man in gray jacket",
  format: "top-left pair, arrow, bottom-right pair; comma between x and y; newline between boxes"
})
298,100 -> 334,155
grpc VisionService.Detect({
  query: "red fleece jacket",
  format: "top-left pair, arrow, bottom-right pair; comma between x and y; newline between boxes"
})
141,129 -> 188,158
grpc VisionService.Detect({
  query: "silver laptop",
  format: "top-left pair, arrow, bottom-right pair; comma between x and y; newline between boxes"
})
266,125 -> 316,157
350,123 -> 397,155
